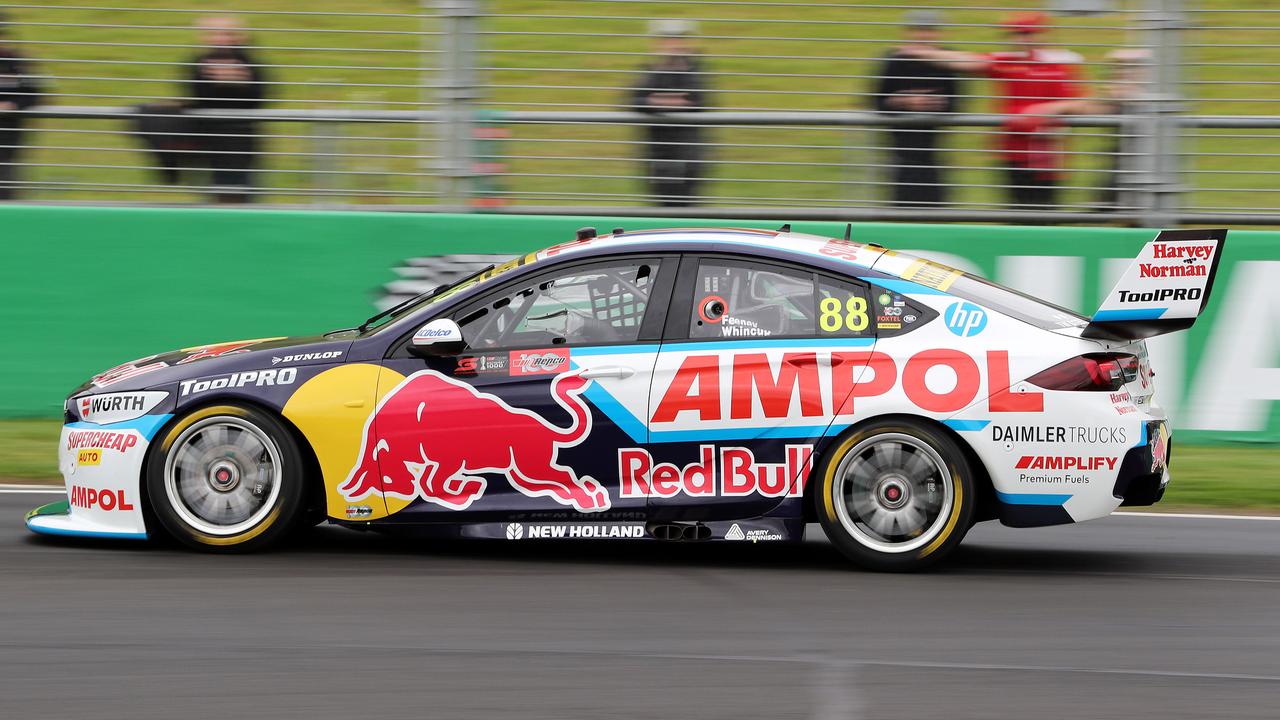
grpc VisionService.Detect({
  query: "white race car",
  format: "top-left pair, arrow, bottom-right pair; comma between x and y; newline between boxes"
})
27,226 -> 1224,570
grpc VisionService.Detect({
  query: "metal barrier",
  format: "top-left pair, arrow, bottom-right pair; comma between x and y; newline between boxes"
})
0,1 -> 1277,225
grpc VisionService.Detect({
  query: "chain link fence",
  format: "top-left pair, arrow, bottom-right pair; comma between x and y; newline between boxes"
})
0,1 -> 1277,223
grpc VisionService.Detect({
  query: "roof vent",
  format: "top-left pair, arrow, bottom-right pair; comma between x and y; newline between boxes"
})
778,223 -> 792,233
575,226 -> 597,241
611,227 -> 625,235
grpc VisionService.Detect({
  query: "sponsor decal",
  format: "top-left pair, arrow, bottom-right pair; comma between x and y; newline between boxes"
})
91,357 -> 167,388
76,449 -> 101,466
724,523 -> 783,542
901,258 -> 962,292
1111,390 -> 1136,415
345,505 -> 374,519
414,325 -> 457,341
944,301 -> 988,337
509,348 -> 570,376
1152,242 -> 1214,261
1139,262 -> 1206,279
272,351 -> 343,365
69,486 -> 135,511
903,313 -> 919,324
991,425 -> 1128,444
1151,424 -> 1170,472
455,354 -> 509,376
818,237 -> 868,263
876,316 -> 902,330
506,523 -> 646,540
618,445 -> 812,499
66,430 -> 138,454
178,368 -> 297,396
77,391 -> 167,425
1015,456 -> 1117,471
340,370 -> 608,512
652,349 -> 1044,424
1116,288 -> 1202,303
177,340 -> 264,365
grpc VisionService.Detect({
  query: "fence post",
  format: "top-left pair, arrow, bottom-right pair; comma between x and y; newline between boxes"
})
1133,0 -> 1187,227
436,0 -> 480,210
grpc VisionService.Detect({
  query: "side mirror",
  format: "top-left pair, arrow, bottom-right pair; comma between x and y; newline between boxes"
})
408,318 -> 465,358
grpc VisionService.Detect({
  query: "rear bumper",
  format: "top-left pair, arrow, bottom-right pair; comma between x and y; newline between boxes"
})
1113,420 -> 1172,507
25,500 -> 148,540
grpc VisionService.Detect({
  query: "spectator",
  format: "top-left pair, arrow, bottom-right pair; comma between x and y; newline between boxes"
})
0,13 -> 43,201
904,11 -> 1086,210
628,19 -> 708,208
188,15 -> 267,204
871,10 -> 961,207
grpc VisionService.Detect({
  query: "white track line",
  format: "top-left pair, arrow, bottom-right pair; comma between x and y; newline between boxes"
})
1115,511 -> 1280,521
0,484 -> 63,494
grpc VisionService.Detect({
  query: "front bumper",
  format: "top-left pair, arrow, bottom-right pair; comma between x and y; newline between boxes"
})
26,500 -> 148,540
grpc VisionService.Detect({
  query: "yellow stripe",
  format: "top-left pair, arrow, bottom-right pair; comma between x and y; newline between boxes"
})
919,464 -> 964,559
191,506 -> 282,547
159,405 -> 247,452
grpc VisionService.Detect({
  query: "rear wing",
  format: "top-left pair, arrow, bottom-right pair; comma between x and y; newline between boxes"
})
1082,228 -> 1227,341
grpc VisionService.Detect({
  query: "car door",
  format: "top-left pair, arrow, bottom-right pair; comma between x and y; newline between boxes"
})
370,255 -> 675,523
644,256 -> 879,521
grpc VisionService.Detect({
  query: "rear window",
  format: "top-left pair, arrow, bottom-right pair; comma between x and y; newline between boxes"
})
946,273 -> 1087,330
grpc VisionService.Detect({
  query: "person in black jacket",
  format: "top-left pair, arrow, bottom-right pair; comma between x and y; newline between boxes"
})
628,20 -> 708,208
0,15 -> 43,201
871,11 -> 961,207
188,16 -> 267,204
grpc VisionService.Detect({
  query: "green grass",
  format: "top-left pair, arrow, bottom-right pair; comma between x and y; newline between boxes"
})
3,419 -> 1277,512
5,0 -> 1278,211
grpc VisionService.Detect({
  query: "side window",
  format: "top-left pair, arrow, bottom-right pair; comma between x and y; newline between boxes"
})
867,284 -> 937,337
816,278 -> 873,338
690,261 -> 815,339
455,260 -> 661,350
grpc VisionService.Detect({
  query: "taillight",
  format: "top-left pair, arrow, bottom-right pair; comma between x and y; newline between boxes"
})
1028,353 -> 1140,392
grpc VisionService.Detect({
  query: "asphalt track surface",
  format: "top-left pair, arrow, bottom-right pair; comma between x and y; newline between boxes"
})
1,492 -> 1278,720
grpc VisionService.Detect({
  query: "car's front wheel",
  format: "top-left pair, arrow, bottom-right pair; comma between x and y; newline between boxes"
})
815,419 -> 975,571
146,404 -> 305,551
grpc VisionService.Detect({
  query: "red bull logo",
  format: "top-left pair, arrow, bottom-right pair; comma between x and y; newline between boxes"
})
340,370 -> 609,512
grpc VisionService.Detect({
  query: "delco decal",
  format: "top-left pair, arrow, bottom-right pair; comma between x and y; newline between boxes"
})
66,430 -> 138,454
510,348 -> 570,376
1014,456 -> 1118,471
340,370 -> 609,512
77,391 -> 167,425
179,368 -> 297,396
618,445 -> 812,499
69,486 -> 135,511
651,349 -> 1043,426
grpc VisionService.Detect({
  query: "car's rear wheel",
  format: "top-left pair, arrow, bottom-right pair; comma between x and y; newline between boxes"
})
146,404 -> 305,552
815,419 -> 975,571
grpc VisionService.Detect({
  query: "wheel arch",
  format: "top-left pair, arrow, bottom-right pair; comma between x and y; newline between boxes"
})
803,413 -> 997,524
138,396 -> 327,532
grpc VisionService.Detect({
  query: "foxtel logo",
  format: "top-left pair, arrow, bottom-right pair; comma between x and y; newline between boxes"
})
1014,456 -> 1118,471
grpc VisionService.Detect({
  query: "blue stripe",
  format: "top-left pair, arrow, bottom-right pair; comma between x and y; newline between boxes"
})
995,491 -> 1072,506
1133,421 -> 1149,448
65,414 -> 174,441
571,344 -> 661,357
860,277 -> 950,296
943,419 -> 990,432
579,382 -> 647,444
26,520 -> 148,541
660,337 -> 875,352
650,424 -> 834,443
1093,308 -> 1167,322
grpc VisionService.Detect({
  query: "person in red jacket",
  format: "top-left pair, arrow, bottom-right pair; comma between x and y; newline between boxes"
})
902,12 -> 1087,210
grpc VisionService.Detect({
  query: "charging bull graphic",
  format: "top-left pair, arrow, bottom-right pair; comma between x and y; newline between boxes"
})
339,369 -> 609,512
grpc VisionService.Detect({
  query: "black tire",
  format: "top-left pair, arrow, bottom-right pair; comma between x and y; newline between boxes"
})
145,403 -> 306,552
814,418 -> 976,572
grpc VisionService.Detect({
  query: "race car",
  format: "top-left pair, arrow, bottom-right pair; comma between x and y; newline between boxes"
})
26,225 -> 1225,570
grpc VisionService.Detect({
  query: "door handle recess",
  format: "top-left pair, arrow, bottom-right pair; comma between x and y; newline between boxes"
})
579,366 -> 635,380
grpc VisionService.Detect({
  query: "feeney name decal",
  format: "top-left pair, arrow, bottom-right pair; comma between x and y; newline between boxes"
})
651,350 -> 1042,423
619,445 -> 813,499
69,486 -> 134,511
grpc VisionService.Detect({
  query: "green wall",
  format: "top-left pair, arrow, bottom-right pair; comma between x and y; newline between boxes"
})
2,206 -> 1276,443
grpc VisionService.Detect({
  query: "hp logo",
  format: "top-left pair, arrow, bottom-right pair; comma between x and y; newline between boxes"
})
944,302 -> 987,337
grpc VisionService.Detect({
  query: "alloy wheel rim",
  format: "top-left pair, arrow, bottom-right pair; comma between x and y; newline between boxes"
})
831,433 -> 953,554
163,417 -> 282,536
